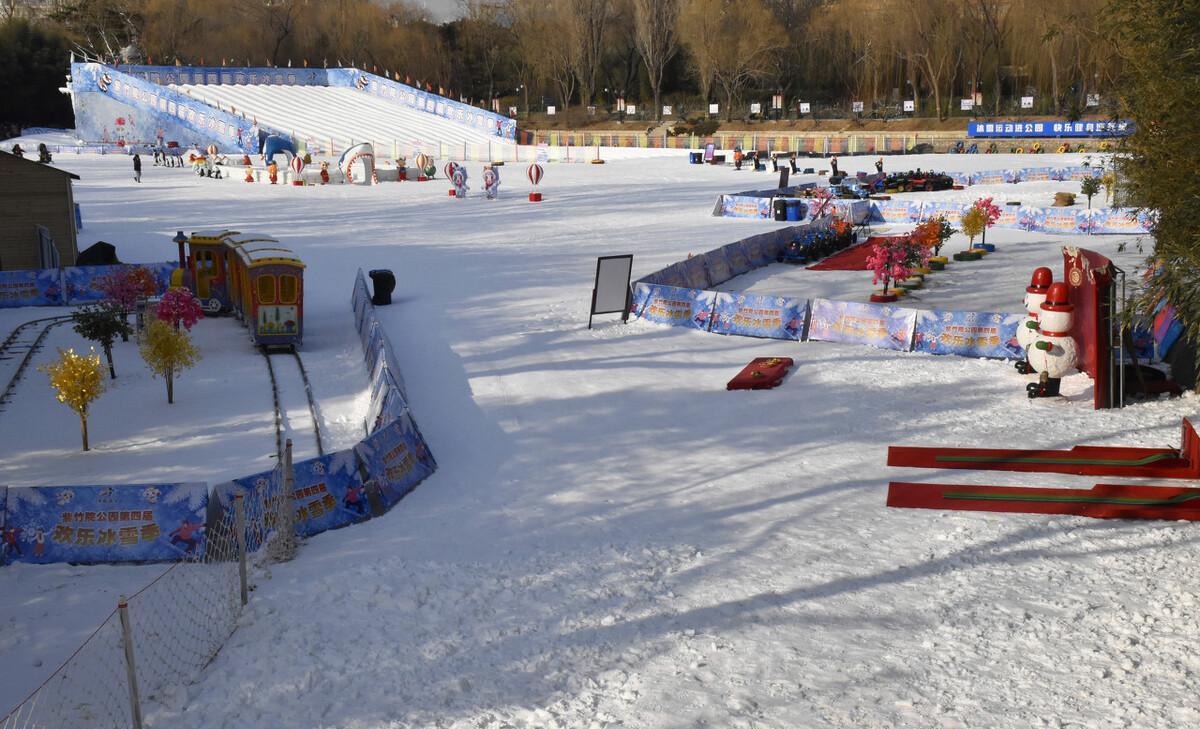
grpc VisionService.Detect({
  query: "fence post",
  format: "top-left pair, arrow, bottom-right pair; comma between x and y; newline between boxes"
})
118,597 -> 145,729
281,438 -> 296,560
235,494 -> 248,606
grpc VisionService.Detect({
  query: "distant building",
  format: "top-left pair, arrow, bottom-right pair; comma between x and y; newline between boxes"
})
0,151 -> 80,271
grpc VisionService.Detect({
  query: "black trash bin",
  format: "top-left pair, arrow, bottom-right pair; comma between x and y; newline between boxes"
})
773,198 -> 789,221
368,269 -> 396,306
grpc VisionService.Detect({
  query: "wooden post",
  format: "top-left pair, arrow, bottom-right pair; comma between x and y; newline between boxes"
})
235,494 -> 248,605
118,597 -> 144,729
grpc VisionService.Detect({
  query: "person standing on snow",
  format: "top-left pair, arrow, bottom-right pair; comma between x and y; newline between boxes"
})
133,153 -> 142,183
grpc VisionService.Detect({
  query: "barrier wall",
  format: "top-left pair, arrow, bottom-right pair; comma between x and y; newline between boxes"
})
0,261 -> 179,308
631,221 -> 1024,361
0,272 -> 437,566
70,63 -> 262,153
869,199 -> 1152,235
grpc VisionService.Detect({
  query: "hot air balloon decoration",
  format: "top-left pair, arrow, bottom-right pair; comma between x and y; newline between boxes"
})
290,155 -> 305,185
527,163 -> 544,202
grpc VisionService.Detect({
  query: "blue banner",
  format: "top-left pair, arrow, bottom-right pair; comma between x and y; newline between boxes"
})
63,262 -> 177,304
353,412 -> 437,510
1086,208 -> 1153,235
71,63 -> 260,153
711,293 -> 808,340
807,299 -> 916,351
718,194 -> 772,219
0,268 -> 63,307
912,310 -> 1023,359
968,120 -> 1132,137
290,450 -> 370,537
632,284 -> 717,330
3,483 -> 208,564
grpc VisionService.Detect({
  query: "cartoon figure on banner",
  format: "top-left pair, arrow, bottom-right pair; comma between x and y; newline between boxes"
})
319,161 -> 330,184
1026,282 -> 1077,398
452,166 -> 469,199
343,482 -> 368,516
1015,267 -> 1052,374
527,163 -> 544,202
32,528 -> 45,558
2,526 -> 22,561
169,519 -> 204,554
483,165 -> 499,200
268,159 -> 279,184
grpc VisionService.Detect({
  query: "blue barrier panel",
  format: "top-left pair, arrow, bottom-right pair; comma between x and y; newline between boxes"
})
367,364 -> 407,434
710,293 -> 808,340
654,261 -> 688,288
1088,208 -> 1153,235
3,483 -> 208,564
0,269 -> 63,307
741,235 -> 775,268
354,411 -> 437,510
807,298 -> 916,351
1041,208 -> 1090,235
679,256 -> 711,291
912,310 -> 1023,359
0,486 -> 7,565
632,283 -> 717,330
290,450 -> 369,537
725,242 -> 753,277
703,248 -> 734,287
63,262 -> 177,304
718,194 -> 772,219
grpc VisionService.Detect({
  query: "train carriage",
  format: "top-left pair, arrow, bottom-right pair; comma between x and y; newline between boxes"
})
175,230 -> 305,349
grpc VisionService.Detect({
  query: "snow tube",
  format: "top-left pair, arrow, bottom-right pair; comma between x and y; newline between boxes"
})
1057,144 -> 1069,153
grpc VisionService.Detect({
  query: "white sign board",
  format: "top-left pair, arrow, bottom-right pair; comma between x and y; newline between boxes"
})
625,105 -> 636,115
709,103 -> 720,114
536,143 -> 549,164
590,255 -> 634,328
1021,96 -> 1034,109
547,105 -> 556,115
852,101 -> 864,112
961,98 -> 974,110
750,103 -> 761,114
1087,93 -> 1101,107
903,100 -> 915,112
662,105 -> 673,116
509,106 -> 518,116
799,102 -> 811,114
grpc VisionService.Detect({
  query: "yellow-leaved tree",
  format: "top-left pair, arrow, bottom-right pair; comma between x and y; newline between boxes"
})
140,320 -> 200,404
41,348 -> 105,451
961,207 -> 986,249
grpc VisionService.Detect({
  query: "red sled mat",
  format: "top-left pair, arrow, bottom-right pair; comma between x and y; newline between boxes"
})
806,236 -> 906,272
886,418 -> 1200,479
887,481 -> 1200,521
727,357 -> 794,390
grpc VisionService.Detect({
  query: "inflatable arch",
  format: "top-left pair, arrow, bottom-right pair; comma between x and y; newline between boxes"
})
339,142 -> 376,185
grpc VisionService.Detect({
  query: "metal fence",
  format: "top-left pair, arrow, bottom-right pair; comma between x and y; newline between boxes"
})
1,455 -> 291,729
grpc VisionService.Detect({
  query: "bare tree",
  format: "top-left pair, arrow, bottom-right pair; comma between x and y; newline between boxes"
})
632,0 -> 679,121
570,0 -> 609,108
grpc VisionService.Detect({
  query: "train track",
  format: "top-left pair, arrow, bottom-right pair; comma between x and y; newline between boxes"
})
260,347 -> 325,460
0,315 -> 75,412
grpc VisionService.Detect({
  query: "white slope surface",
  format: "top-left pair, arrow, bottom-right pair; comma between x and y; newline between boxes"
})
172,85 -> 512,154
1,143 -> 1197,729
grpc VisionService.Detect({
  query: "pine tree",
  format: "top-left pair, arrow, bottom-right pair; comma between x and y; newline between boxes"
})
72,303 -> 132,379
140,320 -> 200,404
1107,0 -> 1200,349
40,348 -> 105,451
1080,176 -> 1101,210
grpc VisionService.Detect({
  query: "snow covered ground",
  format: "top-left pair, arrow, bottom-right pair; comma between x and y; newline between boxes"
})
2,138 -> 1197,728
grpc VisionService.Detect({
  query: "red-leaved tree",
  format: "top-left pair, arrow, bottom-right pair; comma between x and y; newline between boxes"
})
156,287 -> 205,330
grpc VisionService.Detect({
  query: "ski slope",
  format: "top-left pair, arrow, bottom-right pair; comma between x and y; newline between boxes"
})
173,84 -> 513,157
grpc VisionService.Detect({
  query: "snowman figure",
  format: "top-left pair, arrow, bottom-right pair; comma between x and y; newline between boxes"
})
482,166 -> 500,200
452,166 -> 469,199
1015,267 -> 1053,374
1026,282 -> 1077,398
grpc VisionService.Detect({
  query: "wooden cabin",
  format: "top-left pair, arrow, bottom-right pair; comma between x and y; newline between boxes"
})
0,150 -> 80,270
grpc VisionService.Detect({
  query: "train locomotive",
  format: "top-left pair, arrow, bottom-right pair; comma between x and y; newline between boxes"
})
172,230 -> 305,349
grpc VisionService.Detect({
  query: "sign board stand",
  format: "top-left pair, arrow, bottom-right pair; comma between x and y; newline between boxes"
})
589,254 -> 633,329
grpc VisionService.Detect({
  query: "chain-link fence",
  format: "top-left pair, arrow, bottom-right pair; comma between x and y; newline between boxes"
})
1,454 -> 293,729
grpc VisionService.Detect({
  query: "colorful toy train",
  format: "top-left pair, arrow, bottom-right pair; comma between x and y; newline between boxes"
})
171,230 -> 305,349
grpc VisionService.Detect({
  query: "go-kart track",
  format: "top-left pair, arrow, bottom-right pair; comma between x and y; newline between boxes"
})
1,137 -> 1198,729
173,84 -> 512,153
